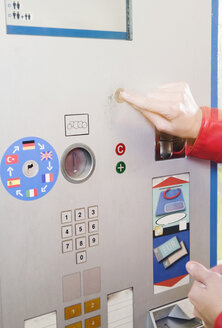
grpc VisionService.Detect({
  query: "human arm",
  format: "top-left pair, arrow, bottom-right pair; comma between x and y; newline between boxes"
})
186,261 -> 222,328
118,82 -> 222,162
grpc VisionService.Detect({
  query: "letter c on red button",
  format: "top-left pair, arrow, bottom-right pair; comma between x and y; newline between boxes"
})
116,143 -> 126,156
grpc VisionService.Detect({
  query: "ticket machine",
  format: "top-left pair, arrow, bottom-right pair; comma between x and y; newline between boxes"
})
0,0 -> 214,327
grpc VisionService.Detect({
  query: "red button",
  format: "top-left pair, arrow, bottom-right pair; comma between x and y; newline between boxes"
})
116,143 -> 126,156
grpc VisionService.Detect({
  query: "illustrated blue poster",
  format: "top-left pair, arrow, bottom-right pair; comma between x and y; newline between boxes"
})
152,173 -> 190,294
0,137 -> 59,201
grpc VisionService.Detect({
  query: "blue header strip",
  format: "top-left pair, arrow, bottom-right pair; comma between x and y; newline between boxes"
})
210,0 -> 219,267
7,25 -> 128,40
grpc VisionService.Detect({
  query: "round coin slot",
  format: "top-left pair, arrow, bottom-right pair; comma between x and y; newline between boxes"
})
61,144 -> 95,183
22,160 -> 39,178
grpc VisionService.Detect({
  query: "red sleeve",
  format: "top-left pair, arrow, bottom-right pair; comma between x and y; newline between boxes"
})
214,312 -> 222,328
186,107 -> 222,163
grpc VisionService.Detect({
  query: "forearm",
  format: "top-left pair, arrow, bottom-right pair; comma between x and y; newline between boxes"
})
186,107 -> 222,163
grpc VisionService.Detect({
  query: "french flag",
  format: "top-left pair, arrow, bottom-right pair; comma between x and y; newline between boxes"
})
42,173 -> 53,183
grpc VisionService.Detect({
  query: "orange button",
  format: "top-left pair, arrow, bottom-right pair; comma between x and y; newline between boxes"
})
85,298 -> 100,314
66,322 -> 82,328
65,304 -> 82,320
85,315 -> 101,328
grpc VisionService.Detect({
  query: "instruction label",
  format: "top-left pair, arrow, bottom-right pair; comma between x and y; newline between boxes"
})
5,0 -> 130,39
152,173 -> 190,294
0,136 -> 59,201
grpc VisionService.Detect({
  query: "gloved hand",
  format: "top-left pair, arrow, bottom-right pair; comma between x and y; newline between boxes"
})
186,261 -> 222,328
119,82 -> 202,139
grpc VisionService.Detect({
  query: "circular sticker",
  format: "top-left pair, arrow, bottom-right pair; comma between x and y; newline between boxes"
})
0,137 -> 59,201
115,143 -> 126,156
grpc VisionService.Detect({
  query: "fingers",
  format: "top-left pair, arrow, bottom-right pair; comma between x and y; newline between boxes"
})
186,261 -> 212,286
121,90 -> 180,117
211,264 -> 222,274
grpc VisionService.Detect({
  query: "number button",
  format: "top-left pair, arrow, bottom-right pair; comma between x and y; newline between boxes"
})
75,208 -> 85,221
89,234 -> 99,247
75,223 -> 86,236
61,210 -> 72,224
64,304 -> 82,320
76,237 -> 86,250
88,220 -> 99,233
62,239 -> 73,253
76,251 -> 87,264
85,315 -> 101,328
88,206 -> 98,219
85,298 -> 100,313
61,225 -> 73,239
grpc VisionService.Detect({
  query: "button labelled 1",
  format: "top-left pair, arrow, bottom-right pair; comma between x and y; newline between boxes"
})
64,303 -> 82,320
116,143 -> 126,156
61,210 -> 72,224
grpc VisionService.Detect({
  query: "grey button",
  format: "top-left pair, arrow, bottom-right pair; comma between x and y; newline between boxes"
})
63,272 -> 81,302
83,267 -> 101,296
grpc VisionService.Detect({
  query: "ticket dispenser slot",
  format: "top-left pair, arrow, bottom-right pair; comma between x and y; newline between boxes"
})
61,144 -> 95,183
148,299 -> 203,328
156,132 -> 185,160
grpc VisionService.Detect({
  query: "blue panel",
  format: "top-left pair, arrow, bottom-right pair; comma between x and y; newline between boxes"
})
153,230 -> 189,284
7,25 -> 128,40
210,0 -> 219,267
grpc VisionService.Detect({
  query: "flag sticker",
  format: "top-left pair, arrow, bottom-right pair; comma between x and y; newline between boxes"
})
42,173 -> 53,183
6,154 -> 19,165
23,140 -> 35,150
26,189 -> 38,198
7,178 -> 20,188
40,151 -> 53,161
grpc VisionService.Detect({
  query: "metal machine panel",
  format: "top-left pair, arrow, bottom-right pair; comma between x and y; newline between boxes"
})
0,0 -> 211,327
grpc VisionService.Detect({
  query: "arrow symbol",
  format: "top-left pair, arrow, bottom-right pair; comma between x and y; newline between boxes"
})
13,146 -> 19,153
47,161 -> 53,171
7,167 -> 14,177
38,143 -> 45,150
41,185 -> 48,193
16,190 -> 23,197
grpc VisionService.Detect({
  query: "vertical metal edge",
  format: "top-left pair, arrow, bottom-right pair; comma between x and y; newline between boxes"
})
126,0 -> 133,40
210,0 -> 219,267
0,279 -> 3,328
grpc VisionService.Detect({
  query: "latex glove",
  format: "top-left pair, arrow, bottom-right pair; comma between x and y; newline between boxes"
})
119,82 -> 202,139
186,261 -> 222,328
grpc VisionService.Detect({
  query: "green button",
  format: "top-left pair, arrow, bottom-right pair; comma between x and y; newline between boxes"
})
116,161 -> 126,174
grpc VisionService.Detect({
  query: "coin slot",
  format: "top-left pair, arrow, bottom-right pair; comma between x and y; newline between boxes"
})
61,144 -> 95,183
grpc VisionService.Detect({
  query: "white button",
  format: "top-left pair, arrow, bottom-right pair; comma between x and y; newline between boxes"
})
89,234 -> 99,247
61,210 -> 72,224
88,206 -> 98,219
62,240 -> 73,253
75,208 -> 85,221
76,237 -> 86,250
75,223 -> 86,236
88,220 -> 99,233
76,251 -> 87,264
61,225 -> 73,239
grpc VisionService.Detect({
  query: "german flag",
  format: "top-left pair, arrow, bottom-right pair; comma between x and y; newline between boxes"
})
7,178 -> 20,188
22,140 -> 35,150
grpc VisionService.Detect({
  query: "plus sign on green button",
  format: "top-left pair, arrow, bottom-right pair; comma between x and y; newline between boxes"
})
116,161 -> 126,174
